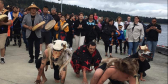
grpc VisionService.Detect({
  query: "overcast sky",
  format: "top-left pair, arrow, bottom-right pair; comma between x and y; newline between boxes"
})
46,0 -> 167,19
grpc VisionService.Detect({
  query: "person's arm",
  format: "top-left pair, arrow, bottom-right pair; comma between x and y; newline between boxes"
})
0,12 -> 12,26
146,25 -> 152,33
54,23 -> 59,31
97,68 -> 113,84
140,24 -> 144,42
154,25 -> 161,33
35,50 -> 48,83
126,25 -> 130,41
82,68 -> 88,84
22,15 -> 33,30
140,72 -> 145,81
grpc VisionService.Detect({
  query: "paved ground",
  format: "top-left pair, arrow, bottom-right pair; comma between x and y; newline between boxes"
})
0,39 -> 167,84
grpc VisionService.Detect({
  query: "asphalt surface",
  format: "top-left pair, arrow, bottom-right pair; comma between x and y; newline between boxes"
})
0,39 -> 167,84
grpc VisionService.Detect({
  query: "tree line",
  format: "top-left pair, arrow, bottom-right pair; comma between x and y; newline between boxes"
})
4,0 -> 168,24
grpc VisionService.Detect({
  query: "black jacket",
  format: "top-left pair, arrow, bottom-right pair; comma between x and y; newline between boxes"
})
101,24 -> 117,44
129,53 -> 150,73
74,20 -> 87,36
51,14 -> 60,23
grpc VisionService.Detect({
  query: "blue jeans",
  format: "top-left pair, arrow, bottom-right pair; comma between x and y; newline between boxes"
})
128,42 -> 139,55
22,31 -> 28,48
147,41 -> 158,58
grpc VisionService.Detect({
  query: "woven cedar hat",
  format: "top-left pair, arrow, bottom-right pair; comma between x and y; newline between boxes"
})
27,3 -> 39,10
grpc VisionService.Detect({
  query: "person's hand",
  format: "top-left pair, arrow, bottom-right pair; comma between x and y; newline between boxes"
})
82,78 -> 88,84
28,26 -> 33,30
19,15 -> 22,18
45,65 -> 48,71
93,26 -> 95,29
144,37 -> 146,39
0,21 -> 6,26
126,38 -> 128,41
153,26 -> 157,30
72,30 -> 74,32
140,78 -> 146,81
140,39 -> 142,42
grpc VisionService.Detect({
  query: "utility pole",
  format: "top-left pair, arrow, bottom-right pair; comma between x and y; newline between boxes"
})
58,0 -> 63,13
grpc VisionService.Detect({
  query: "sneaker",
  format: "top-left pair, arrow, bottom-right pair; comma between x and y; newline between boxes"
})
1,58 -> 5,64
70,47 -> 73,51
28,58 -> 34,63
39,51 -> 42,55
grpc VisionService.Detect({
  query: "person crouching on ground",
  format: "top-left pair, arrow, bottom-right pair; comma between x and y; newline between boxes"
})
90,57 -> 139,84
35,40 -> 72,84
70,42 -> 102,84
129,45 -> 152,81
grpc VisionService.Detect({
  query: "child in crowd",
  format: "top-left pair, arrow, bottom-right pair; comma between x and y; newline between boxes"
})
109,30 -> 120,56
123,27 -> 129,54
116,25 -> 125,54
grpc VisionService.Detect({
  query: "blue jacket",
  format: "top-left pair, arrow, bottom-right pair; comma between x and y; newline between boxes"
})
117,30 -> 125,40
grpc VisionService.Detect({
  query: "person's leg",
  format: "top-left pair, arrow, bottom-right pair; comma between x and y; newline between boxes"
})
128,42 -> 133,56
69,36 -> 73,48
40,32 -> 44,54
10,28 -> 13,41
109,46 -> 112,56
119,40 -> 122,54
28,38 -> 34,61
17,29 -> 21,47
115,43 -> 118,53
35,37 -> 40,60
79,36 -> 85,46
105,43 -> 108,56
123,41 -> 126,54
22,31 -> 28,49
60,66 -> 67,84
133,42 -> 139,54
75,35 -> 79,48
147,41 -> 152,53
53,65 -> 61,83
13,30 -> 17,46
151,41 -> 158,58
90,63 -> 106,84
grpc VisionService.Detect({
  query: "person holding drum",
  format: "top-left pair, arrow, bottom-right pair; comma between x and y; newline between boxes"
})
39,6 -> 54,55
54,15 -> 69,41
22,3 -> 44,63
0,0 -> 12,64
10,6 -> 23,47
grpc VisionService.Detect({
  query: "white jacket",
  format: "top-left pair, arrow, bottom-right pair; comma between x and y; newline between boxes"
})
114,22 -> 124,31
126,22 -> 144,42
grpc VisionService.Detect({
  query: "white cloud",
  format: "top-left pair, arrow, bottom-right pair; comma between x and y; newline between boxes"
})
46,0 -> 167,19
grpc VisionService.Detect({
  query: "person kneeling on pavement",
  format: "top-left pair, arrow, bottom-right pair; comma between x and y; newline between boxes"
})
70,42 -> 102,84
35,40 -> 72,84
129,45 -> 152,81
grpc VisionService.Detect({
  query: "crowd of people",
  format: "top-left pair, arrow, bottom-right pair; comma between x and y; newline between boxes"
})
0,0 -> 162,84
